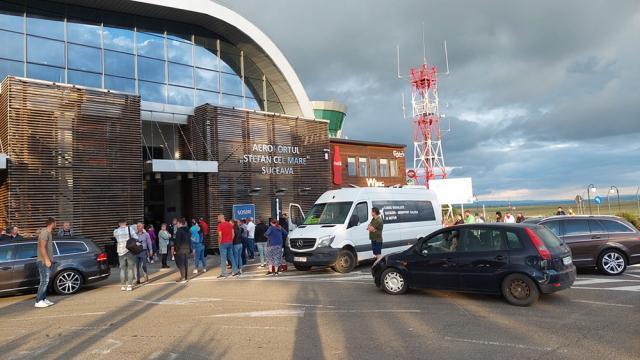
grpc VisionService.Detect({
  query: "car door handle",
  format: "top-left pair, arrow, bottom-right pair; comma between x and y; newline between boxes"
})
445,257 -> 456,265
495,255 -> 505,261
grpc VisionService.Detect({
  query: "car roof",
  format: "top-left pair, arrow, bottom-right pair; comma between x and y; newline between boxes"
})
443,223 -> 539,231
0,237 -> 88,245
534,215 -> 625,222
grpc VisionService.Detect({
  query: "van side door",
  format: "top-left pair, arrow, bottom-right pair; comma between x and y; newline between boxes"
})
349,201 -> 371,258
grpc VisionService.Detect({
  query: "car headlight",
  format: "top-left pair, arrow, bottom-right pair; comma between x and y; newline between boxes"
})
317,235 -> 335,248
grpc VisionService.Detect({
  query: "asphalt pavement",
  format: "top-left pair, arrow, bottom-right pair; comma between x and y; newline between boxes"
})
0,256 -> 638,360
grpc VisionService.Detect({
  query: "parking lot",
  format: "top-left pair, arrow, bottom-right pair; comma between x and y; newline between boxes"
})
0,260 -> 638,360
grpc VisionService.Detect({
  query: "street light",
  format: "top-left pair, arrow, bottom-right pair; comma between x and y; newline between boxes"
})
609,186 -> 620,213
586,184 -> 596,215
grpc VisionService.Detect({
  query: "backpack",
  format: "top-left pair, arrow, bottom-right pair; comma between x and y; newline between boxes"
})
125,227 -> 144,255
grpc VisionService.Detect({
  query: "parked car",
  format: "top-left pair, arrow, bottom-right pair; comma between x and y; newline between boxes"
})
526,215 -> 640,275
372,223 -> 576,306
0,237 -> 110,295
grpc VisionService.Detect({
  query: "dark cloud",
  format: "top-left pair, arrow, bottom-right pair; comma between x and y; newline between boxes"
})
215,0 -> 640,199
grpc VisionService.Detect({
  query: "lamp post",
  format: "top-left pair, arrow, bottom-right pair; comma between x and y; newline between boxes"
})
586,184 -> 596,215
609,186 -> 620,213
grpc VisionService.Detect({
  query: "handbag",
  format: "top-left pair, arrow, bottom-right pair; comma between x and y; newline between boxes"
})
125,227 -> 144,255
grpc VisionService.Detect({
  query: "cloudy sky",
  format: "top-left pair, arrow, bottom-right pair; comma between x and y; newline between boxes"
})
216,0 -> 640,200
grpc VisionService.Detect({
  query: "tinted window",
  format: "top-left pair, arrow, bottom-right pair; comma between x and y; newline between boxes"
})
14,243 -> 37,260
67,22 -> 101,47
0,59 -> 23,80
167,85 -> 193,106
534,227 -> 563,249
105,76 -> 135,94
168,62 -> 194,87
167,37 -> 193,65
421,230 -> 460,254
588,220 -> 606,234
27,63 -> 64,82
104,50 -> 134,78
103,26 -> 134,53
139,81 -> 166,103
137,32 -> 165,59
0,245 -> 15,262
138,57 -> 165,82
372,200 -> 436,223
68,44 -> 101,73
68,70 -> 101,88
195,45 -> 218,70
563,219 -> 590,235
542,220 -> 561,236
195,68 -> 219,91
56,241 -> 88,255
221,72 -> 242,95
461,229 -> 505,252
27,14 -> 64,40
354,202 -> 369,225
505,231 -> 523,249
195,89 -> 218,106
27,36 -> 64,66
601,220 -> 634,233
0,30 -> 24,61
0,5 -> 24,32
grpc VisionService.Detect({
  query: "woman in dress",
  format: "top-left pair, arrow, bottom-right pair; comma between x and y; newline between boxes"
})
265,218 -> 288,276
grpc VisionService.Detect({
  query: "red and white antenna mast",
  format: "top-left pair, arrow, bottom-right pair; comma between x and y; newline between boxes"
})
398,35 -> 449,188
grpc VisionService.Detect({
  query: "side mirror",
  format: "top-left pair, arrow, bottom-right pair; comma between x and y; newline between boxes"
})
347,214 -> 360,229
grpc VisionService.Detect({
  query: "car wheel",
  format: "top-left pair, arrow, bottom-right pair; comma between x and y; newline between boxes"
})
598,249 -> 627,275
294,264 -> 312,271
333,249 -> 356,273
381,268 -> 407,295
501,273 -> 539,306
54,269 -> 83,295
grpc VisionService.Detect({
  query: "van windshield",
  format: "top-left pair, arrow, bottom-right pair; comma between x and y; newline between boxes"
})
303,202 -> 353,225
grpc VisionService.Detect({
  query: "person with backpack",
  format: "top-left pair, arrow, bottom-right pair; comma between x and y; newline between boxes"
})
172,218 -> 192,283
265,218 -> 288,276
114,219 -> 138,292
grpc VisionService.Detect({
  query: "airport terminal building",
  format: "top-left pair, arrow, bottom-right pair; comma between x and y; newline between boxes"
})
0,0 -> 334,248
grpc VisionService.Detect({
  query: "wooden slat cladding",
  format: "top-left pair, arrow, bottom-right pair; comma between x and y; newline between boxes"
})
187,105 -> 330,248
0,77 -> 143,247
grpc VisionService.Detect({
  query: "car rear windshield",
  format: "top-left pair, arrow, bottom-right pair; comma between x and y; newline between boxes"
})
534,226 -> 564,250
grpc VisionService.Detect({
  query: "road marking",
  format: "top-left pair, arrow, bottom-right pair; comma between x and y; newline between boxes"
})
133,298 -> 222,305
91,339 -> 122,355
623,273 -> 640,279
573,285 -> 640,292
221,325 -> 291,330
444,336 -> 560,352
573,278 -> 633,286
7,311 -> 106,321
571,300 -> 634,308
205,309 -> 420,318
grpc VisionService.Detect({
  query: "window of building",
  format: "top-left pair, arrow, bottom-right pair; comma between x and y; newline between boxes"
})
0,4 -> 24,33
195,45 -> 218,70
27,63 -> 64,82
138,56 -> 165,83
347,157 -> 356,176
221,72 -> 243,95
27,13 -> 64,40
0,30 -> 24,61
105,75 -> 135,94
195,68 -> 219,92
168,62 -> 194,87
195,89 -> 219,106
358,158 -> 368,177
369,159 -> 378,177
168,85 -> 194,107
380,159 -> 389,177
67,21 -> 101,47
139,81 -> 166,103
68,44 -> 101,73
167,36 -> 193,65
390,159 -> 398,177
104,50 -> 134,78
103,26 -> 134,53
137,31 -> 165,59
27,36 -> 65,67
0,59 -> 23,79
68,70 -> 101,88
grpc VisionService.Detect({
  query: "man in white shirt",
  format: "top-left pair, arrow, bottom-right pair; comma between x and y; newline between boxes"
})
503,212 -> 516,224
113,219 -> 138,291
244,218 -> 256,260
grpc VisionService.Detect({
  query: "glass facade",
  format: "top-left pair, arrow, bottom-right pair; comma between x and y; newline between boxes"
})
0,0 -> 287,112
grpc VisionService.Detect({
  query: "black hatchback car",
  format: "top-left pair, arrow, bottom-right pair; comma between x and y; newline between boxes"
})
372,223 -> 576,306
0,237 -> 110,296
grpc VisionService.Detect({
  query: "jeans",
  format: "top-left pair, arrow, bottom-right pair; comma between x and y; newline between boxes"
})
256,242 -> 266,264
246,238 -> 255,259
240,237 -> 248,265
194,243 -> 206,270
136,251 -> 149,282
233,244 -> 243,272
36,261 -> 51,302
175,253 -> 189,280
219,243 -> 237,276
119,252 -> 135,286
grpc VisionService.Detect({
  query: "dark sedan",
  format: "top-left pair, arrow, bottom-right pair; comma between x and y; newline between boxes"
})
0,237 -> 110,295
372,223 -> 576,306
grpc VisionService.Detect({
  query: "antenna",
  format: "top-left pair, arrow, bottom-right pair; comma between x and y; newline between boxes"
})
396,45 -> 403,79
422,22 -> 427,65
443,40 -> 450,75
401,92 -> 406,119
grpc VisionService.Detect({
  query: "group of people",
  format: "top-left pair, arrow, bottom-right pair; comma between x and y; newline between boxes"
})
0,221 -> 74,241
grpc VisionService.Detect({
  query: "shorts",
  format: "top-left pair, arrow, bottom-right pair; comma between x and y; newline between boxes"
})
371,241 -> 382,255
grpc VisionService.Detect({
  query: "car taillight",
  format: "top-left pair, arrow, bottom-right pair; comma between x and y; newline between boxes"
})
96,252 -> 108,262
525,228 -> 552,260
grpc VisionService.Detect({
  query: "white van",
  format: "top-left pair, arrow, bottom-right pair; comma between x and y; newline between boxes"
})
286,187 -> 442,273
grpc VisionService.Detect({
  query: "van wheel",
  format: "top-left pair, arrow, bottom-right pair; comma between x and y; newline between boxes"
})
54,269 -> 83,295
381,268 -> 407,295
501,274 -> 539,306
598,249 -> 627,275
333,249 -> 356,273
294,264 -> 312,271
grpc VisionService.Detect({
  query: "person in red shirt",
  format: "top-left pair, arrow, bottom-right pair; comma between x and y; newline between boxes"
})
199,218 -> 209,236
217,214 -> 236,278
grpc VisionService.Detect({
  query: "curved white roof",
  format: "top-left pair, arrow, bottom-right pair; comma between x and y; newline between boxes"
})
60,0 -> 314,118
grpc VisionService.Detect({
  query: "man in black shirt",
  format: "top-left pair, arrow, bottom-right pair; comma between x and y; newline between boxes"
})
172,218 -> 192,283
254,217 -> 269,267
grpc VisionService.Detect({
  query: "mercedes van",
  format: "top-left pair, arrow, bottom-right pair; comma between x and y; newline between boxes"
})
286,187 -> 442,273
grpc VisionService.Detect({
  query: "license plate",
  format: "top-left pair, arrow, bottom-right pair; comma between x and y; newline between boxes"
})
294,256 -> 307,263
563,256 -> 572,265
